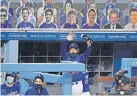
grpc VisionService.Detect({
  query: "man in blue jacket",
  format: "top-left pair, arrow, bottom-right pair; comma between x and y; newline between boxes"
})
25,74 -> 49,95
61,32 -> 92,95
1,72 -> 20,95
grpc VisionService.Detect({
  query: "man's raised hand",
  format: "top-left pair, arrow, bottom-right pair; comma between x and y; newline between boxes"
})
67,32 -> 74,41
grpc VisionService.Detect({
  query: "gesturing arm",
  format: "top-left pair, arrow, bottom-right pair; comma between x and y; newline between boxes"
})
61,39 -> 68,57
61,32 -> 74,57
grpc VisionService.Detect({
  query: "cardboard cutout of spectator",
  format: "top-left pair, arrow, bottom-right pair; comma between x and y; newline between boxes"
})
101,3 -> 115,26
125,8 -> 137,29
1,0 -> 13,25
40,8 -> 58,28
16,7 -> 34,28
123,1 -> 137,25
60,0 -> 73,27
82,1 -> 101,26
37,0 -> 57,25
80,0 -> 94,17
0,7 -> 12,28
60,0 -> 74,17
16,0 -> 28,18
17,1 -> 36,27
83,8 -> 100,29
104,8 -> 122,29
62,9 -> 79,29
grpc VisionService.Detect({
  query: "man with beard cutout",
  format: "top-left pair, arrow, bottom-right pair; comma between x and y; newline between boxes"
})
25,74 -> 49,95
61,32 -> 92,96
40,8 -> 58,28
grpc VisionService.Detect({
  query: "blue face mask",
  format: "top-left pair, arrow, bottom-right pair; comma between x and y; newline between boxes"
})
7,76 -> 14,84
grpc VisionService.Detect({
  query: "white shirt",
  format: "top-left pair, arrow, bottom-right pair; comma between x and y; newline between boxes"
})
124,22 -> 137,29
111,24 -> 116,29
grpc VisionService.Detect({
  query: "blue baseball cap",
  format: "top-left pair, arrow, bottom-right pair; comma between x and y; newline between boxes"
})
1,0 -> 8,6
65,0 -> 73,8
44,3 -> 53,10
69,43 -> 79,50
25,1 -> 33,8
106,3 -> 115,11
6,72 -> 16,77
35,74 -> 44,82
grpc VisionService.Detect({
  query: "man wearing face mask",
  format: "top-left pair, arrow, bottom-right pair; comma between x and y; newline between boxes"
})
1,72 -> 20,95
0,7 -> 12,28
25,74 -> 49,95
61,32 -> 92,95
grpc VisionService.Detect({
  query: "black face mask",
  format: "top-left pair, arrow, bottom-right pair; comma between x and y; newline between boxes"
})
70,53 -> 78,57
35,84 -> 42,90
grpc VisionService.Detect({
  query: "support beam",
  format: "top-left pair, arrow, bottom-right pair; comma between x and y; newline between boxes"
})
20,72 -> 62,84
1,63 -> 85,72
62,72 -> 72,95
3,40 -> 18,63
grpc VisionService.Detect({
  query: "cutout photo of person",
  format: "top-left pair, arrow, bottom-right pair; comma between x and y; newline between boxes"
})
83,8 -> 100,29
40,8 -> 58,28
62,9 -> 79,29
60,0 -> 73,26
125,8 -> 137,29
104,8 -> 122,29
17,7 -> 34,28
0,7 -> 12,28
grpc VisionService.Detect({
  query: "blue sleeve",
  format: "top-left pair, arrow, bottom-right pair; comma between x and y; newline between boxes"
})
40,24 -> 43,28
54,24 -> 58,28
61,39 -> 68,57
25,89 -> 32,95
82,46 -> 91,60
25,90 -> 29,95
9,8 -> 14,17
82,72 -> 90,92
44,88 -> 49,95
31,24 -> 34,28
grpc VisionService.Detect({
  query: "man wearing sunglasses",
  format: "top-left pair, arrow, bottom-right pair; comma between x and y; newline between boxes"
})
40,8 -> 58,28
0,7 -> 12,28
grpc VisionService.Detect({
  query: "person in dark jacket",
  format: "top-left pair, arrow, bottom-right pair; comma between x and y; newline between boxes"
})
25,74 -> 49,95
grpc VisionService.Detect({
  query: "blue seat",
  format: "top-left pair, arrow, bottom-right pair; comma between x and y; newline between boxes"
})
101,16 -> 109,27
60,14 -> 66,27
60,8 -> 65,17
